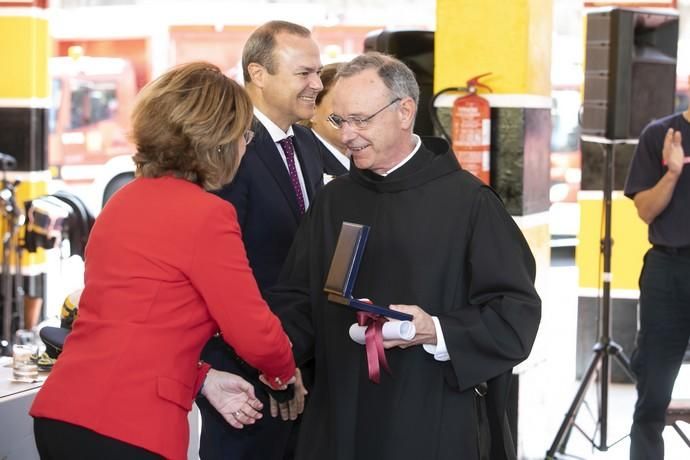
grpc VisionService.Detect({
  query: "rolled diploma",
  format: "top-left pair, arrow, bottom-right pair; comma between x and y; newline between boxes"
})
349,320 -> 416,345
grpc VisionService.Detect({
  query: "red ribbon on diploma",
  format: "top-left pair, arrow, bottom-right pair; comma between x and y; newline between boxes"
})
356,311 -> 390,383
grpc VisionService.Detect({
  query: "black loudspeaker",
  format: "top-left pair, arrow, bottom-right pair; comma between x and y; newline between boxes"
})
582,8 -> 679,139
363,30 -> 435,136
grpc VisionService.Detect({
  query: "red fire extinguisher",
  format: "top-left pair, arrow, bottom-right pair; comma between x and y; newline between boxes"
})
430,73 -> 492,185
451,73 -> 492,184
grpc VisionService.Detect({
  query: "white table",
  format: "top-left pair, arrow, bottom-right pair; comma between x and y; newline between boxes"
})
0,356 -> 201,459
0,356 -> 44,460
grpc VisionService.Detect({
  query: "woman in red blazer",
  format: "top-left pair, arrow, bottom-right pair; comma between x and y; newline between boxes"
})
30,62 -> 296,460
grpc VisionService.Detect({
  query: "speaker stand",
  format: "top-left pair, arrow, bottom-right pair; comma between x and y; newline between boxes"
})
546,136 -> 638,459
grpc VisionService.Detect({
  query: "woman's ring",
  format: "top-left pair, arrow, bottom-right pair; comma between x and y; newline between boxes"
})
234,410 -> 242,417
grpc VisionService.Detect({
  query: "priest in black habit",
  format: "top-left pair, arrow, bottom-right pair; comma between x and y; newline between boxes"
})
268,52 -> 541,460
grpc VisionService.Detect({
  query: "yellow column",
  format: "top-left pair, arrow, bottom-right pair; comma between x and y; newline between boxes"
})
436,0 -> 552,96
435,0 -> 552,290
577,192 -> 649,293
435,0 -> 553,254
435,2 -> 553,457
0,0 -> 51,335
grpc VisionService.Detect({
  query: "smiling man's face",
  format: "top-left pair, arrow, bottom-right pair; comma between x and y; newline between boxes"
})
260,32 -> 323,131
331,68 -> 412,174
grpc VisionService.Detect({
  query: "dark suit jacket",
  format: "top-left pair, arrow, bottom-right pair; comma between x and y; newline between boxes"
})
216,119 -> 324,292
199,118 -> 323,460
314,135 -> 349,177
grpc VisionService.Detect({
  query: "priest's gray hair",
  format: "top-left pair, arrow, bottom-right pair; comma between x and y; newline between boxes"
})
337,52 -> 420,107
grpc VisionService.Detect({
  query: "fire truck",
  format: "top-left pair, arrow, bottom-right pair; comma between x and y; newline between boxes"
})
48,47 -> 137,213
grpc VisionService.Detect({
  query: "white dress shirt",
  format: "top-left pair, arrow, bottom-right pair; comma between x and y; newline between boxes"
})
254,108 -> 310,210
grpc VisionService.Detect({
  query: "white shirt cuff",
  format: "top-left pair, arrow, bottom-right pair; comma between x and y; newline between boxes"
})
422,316 -> 450,361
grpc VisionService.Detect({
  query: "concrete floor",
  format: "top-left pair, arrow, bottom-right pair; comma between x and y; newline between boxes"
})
519,248 -> 690,460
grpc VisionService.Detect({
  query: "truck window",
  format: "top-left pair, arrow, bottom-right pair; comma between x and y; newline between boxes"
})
551,89 -> 581,153
49,78 -> 61,134
69,80 -> 118,129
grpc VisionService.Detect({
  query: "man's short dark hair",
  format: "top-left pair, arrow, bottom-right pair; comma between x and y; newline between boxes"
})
242,21 -> 311,83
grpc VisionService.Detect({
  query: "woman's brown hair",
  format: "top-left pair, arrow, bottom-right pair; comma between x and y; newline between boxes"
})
131,61 -> 253,190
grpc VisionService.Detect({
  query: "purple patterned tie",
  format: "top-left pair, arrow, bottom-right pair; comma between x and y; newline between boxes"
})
278,136 -> 306,215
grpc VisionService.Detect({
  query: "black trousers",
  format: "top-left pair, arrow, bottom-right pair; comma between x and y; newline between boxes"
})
33,418 -> 163,460
630,248 -> 690,460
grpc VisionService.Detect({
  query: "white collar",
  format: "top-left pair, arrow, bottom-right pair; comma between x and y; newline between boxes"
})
380,134 -> 422,176
253,108 -> 295,142
312,130 -> 350,170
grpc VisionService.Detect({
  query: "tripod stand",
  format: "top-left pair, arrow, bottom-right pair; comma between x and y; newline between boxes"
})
0,153 -> 24,355
546,136 -> 638,459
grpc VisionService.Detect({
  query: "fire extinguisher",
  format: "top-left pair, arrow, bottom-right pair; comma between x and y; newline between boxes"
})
429,73 -> 492,184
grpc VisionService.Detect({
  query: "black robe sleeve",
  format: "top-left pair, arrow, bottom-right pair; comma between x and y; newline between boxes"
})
266,209 -> 317,368
440,187 -> 541,392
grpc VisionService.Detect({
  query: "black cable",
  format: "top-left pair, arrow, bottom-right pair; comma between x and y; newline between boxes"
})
428,87 -> 466,143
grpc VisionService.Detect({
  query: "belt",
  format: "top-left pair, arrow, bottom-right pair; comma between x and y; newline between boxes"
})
653,245 -> 690,258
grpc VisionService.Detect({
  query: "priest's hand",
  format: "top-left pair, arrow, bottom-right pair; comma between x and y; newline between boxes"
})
201,369 -> 263,429
384,304 -> 437,349
269,368 -> 308,421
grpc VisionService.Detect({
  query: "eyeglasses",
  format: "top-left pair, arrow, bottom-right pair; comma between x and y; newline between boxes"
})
327,98 -> 401,130
243,129 -> 255,145
217,130 -> 255,153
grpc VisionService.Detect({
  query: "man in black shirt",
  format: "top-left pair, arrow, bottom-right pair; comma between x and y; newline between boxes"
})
624,111 -> 690,460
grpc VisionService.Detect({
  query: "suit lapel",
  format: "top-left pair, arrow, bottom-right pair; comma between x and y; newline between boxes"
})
251,120 -> 301,220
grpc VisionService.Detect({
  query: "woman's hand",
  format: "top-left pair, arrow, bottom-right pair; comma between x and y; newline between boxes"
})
201,369 -> 264,429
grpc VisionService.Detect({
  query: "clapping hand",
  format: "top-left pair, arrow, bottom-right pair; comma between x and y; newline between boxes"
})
201,369 -> 263,429
663,128 -> 685,177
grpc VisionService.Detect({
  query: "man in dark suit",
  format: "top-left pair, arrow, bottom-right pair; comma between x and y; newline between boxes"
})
197,21 -> 324,460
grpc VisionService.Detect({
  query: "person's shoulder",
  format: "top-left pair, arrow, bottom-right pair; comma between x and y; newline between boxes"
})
293,124 -> 312,135
168,180 -> 229,208
195,189 -> 239,222
438,167 -> 503,209
235,129 -> 266,169
245,119 -> 271,149
446,166 -> 486,193
293,124 -> 320,147
641,112 -> 682,138
665,111 -> 689,132
140,177 -> 237,222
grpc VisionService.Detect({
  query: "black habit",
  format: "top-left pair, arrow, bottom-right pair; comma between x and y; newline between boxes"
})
270,137 -> 541,460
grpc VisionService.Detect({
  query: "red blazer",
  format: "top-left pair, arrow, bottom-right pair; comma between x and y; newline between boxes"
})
31,176 -> 295,460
